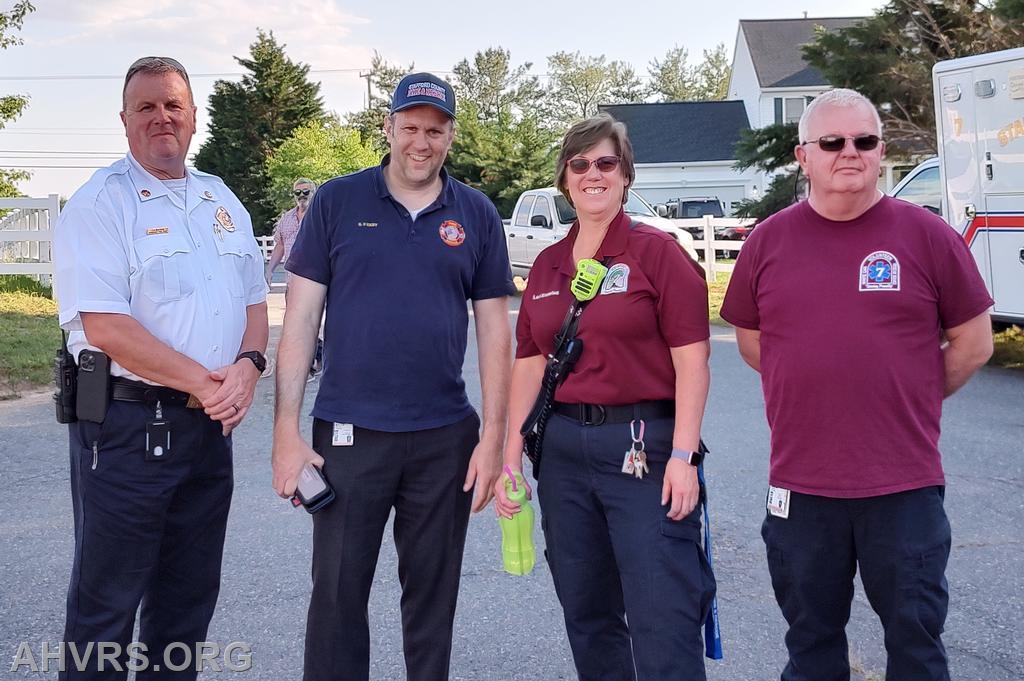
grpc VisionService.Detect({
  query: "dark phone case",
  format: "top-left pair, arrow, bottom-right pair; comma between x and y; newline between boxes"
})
295,465 -> 336,514
75,350 -> 111,423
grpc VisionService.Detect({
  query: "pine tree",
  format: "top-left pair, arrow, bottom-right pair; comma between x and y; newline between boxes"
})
193,30 -> 324,235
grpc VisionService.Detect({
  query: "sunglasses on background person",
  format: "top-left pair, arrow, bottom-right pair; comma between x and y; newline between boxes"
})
293,189 -> 312,197
801,134 -> 882,152
567,156 -> 621,174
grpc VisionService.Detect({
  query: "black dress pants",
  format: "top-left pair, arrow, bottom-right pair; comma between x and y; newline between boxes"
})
303,413 -> 479,681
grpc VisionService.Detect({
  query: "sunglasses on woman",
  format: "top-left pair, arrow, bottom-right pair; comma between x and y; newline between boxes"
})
802,135 -> 882,152
567,156 -> 621,174
293,189 -> 312,197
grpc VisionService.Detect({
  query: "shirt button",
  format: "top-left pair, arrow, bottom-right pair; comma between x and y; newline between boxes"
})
214,309 -> 220,316
206,274 -> 213,281
213,345 -> 220,352
196,242 -> 202,248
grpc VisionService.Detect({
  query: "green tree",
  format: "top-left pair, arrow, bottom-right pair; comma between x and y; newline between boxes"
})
447,47 -> 559,216
546,51 -> 645,126
0,1 -> 34,197
266,118 -> 380,213
345,51 -> 413,155
691,44 -> 731,101
648,43 -> 731,102
647,46 -> 695,101
803,0 -> 1024,153
193,30 -> 324,235
447,101 -> 559,217
731,123 -> 803,222
451,47 -> 546,120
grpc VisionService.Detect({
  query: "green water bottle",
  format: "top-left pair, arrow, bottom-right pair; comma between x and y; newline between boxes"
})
499,466 -> 536,576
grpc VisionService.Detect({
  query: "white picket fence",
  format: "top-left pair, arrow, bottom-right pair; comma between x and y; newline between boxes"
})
257,235 -> 275,261
672,215 -> 753,283
0,194 -> 61,284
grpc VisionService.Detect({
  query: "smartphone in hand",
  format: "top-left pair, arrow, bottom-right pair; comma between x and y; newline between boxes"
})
291,462 -> 335,514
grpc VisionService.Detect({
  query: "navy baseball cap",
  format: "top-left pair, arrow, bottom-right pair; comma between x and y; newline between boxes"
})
391,72 -> 456,119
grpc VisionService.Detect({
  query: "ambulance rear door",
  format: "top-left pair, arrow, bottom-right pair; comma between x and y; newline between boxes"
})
974,55 -> 1024,322
934,65 -> 988,284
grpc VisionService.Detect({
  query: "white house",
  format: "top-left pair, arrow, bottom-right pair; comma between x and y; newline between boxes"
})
728,17 -> 864,130
600,101 -> 760,215
728,16 -> 916,189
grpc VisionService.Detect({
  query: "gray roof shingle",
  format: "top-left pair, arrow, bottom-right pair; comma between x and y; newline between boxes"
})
599,101 -> 750,163
740,17 -> 865,88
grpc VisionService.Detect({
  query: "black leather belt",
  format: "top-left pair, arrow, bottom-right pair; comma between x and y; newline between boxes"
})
111,376 -> 199,408
552,400 -> 674,426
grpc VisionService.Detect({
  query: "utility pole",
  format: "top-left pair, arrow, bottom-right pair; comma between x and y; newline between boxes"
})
359,71 -> 372,110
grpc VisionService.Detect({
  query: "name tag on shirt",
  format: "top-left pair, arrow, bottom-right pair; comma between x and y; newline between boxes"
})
332,423 -> 354,447
767,485 -> 791,519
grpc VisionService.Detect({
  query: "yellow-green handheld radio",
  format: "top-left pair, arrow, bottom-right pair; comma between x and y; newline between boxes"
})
570,259 -> 608,301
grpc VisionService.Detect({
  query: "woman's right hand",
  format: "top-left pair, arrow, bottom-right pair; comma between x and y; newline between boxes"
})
494,459 -> 532,519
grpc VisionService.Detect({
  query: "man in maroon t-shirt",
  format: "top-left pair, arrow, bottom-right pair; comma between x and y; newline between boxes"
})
722,88 -> 993,681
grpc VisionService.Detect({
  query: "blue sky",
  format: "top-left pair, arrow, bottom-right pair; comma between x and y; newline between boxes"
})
1,0 -> 881,197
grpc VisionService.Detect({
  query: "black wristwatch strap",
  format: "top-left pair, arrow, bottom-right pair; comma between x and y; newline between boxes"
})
235,350 -> 266,373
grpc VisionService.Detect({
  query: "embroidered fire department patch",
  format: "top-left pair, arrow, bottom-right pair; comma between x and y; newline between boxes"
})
439,220 -> 465,247
859,251 -> 900,291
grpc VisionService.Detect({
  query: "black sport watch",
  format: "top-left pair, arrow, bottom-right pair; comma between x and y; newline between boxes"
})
235,350 -> 267,373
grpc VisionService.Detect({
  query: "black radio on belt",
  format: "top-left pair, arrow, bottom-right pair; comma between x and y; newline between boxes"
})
53,332 -> 78,424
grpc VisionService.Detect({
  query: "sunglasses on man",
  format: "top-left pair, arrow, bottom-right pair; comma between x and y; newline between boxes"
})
293,189 -> 312,197
801,134 -> 882,152
567,156 -> 621,174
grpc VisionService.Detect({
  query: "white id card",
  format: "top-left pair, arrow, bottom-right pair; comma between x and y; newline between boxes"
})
766,485 -> 791,519
332,423 -> 354,447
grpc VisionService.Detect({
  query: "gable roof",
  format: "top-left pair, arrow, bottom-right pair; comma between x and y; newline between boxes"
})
599,101 -> 750,164
740,17 -> 865,88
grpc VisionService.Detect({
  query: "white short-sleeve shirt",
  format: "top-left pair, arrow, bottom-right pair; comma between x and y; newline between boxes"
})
54,153 -> 268,383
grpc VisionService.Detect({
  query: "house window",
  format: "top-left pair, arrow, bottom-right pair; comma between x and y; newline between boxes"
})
775,96 -> 808,125
784,97 -> 805,124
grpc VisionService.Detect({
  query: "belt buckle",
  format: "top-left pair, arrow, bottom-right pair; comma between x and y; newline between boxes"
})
579,404 -> 606,426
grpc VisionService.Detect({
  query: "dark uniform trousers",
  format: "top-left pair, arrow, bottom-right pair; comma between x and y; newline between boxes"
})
762,486 -> 952,681
62,400 -> 233,680
303,413 -> 480,681
537,414 -> 717,681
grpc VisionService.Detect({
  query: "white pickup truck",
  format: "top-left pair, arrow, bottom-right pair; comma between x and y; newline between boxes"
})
505,187 -> 699,271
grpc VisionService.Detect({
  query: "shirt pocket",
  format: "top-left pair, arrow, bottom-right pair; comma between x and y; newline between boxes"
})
214,233 -> 254,298
133,234 -> 196,302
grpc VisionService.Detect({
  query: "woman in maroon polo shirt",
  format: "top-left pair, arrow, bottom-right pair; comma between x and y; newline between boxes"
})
494,113 -> 716,680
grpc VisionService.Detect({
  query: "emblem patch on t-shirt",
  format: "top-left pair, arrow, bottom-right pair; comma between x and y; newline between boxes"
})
859,251 -> 900,291
600,263 -> 630,295
438,219 -> 465,247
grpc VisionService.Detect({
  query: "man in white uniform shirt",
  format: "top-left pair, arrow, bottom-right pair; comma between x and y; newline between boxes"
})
53,56 -> 268,680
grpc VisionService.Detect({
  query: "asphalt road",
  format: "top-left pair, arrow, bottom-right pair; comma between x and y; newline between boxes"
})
1,292 -> 1021,680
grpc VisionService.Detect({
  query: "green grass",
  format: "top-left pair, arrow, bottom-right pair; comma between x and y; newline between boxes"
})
992,325 -> 1024,370
707,270 -> 730,326
0,276 -> 58,399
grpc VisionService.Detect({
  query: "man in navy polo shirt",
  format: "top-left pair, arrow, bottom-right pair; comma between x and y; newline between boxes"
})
271,72 -> 515,681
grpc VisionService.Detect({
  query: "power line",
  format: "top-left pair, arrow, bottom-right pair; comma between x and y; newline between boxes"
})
0,161 -> 110,166
0,130 -> 126,136
0,67 -> 455,82
0,150 -> 123,155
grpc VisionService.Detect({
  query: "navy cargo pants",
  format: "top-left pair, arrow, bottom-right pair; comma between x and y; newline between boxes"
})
62,400 -> 232,680
762,486 -> 951,681
537,414 -> 717,681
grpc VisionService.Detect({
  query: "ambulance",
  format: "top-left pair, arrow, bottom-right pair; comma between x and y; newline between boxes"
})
900,47 -> 1024,325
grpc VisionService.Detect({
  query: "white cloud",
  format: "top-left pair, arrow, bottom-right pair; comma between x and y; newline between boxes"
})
28,1 -> 372,73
